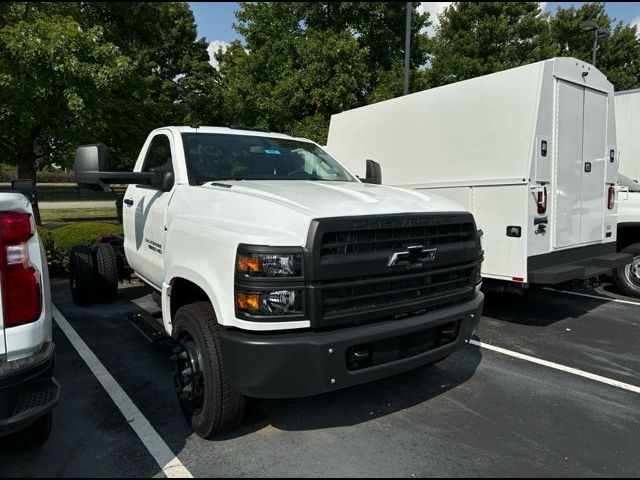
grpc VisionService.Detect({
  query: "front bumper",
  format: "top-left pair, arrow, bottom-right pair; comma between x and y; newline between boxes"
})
0,342 -> 60,437
218,292 -> 483,399
528,244 -> 632,284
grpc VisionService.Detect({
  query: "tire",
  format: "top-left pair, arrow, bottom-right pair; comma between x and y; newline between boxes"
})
9,412 -> 53,449
69,245 -> 97,305
613,243 -> 640,298
171,302 -> 245,438
93,243 -> 119,303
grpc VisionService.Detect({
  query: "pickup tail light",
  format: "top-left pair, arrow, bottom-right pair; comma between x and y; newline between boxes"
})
0,212 -> 42,328
537,186 -> 548,215
607,185 -> 615,210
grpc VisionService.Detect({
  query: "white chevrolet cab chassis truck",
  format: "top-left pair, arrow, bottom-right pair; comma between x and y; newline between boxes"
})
70,126 -> 484,438
0,189 -> 59,446
613,89 -> 640,297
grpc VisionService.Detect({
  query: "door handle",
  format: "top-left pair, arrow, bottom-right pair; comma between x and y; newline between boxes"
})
584,162 -> 592,173
124,198 -> 134,206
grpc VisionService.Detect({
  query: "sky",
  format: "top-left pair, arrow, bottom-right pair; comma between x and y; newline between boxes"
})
189,2 -> 640,66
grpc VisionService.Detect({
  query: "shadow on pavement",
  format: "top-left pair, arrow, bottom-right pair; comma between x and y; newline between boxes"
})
481,287 -> 609,327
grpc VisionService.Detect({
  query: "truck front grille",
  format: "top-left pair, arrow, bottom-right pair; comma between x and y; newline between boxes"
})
307,213 -> 479,329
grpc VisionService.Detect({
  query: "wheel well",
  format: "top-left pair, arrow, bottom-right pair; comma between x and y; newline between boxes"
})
617,225 -> 640,251
169,278 -> 210,320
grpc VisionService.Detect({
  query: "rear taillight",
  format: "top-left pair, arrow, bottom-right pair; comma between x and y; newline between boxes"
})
607,185 -> 615,210
0,212 -> 42,328
537,186 -> 547,214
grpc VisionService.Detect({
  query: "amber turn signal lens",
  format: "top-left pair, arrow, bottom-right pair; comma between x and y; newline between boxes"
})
236,292 -> 261,312
237,255 -> 261,274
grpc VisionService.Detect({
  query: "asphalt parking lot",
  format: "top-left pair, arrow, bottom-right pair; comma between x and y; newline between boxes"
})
1,281 -> 639,477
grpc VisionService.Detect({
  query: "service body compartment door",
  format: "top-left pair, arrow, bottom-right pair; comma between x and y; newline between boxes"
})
580,89 -> 607,243
554,81 -> 584,248
554,81 -> 607,249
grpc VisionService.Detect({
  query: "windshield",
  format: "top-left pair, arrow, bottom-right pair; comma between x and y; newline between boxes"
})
619,174 -> 640,192
182,133 -> 356,184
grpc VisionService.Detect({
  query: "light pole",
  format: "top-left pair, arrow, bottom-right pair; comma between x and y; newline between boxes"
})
580,19 -> 611,66
403,2 -> 412,96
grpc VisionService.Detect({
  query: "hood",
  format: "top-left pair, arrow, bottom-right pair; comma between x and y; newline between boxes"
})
200,180 -> 467,218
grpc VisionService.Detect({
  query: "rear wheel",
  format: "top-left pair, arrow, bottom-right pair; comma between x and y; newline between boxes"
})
613,243 -> 640,298
170,302 -> 245,438
69,245 -> 97,305
94,243 -> 119,303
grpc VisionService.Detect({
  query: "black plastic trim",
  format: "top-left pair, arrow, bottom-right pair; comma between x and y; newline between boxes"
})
218,292 -> 483,399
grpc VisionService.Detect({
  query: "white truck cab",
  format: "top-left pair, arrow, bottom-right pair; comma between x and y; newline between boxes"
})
0,191 -> 58,446
72,126 -> 484,438
613,89 -> 640,296
327,57 -> 630,290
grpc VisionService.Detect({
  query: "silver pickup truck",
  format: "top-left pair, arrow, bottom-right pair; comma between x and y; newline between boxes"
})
0,190 -> 59,447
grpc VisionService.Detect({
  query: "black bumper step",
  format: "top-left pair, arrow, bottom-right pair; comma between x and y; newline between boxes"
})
0,377 -> 60,435
129,311 -> 171,344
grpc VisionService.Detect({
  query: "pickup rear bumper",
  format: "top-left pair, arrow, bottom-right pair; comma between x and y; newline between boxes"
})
218,292 -> 483,399
528,243 -> 632,284
0,342 -> 60,437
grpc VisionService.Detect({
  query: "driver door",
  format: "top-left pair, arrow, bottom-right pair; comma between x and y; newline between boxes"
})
123,131 -> 176,287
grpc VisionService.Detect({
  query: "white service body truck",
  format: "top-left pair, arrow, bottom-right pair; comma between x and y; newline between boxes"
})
0,191 -> 58,445
613,89 -> 640,296
327,57 -> 630,289
71,126 -> 484,438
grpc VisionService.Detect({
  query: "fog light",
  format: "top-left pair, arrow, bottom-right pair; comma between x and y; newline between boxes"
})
436,321 -> 460,346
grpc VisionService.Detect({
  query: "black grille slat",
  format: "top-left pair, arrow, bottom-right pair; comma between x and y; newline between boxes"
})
322,265 -> 474,316
320,223 -> 474,257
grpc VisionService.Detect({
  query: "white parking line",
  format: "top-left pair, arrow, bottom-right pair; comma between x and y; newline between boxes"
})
52,305 -> 193,478
543,288 -> 640,307
469,339 -> 640,395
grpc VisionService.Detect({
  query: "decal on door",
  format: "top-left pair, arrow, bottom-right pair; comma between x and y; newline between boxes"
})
145,238 -> 163,254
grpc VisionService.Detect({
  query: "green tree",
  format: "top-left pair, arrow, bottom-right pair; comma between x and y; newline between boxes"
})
216,2 -> 431,143
0,2 -> 216,178
428,2 -> 556,87
0,3 -> 133,180
550,3 -> 640,90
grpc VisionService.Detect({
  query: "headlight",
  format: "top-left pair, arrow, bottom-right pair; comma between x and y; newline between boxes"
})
236,252 -> 302,278
236,290 -> 303,315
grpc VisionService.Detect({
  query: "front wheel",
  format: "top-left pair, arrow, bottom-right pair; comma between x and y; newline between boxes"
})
613,243 -> 640,298
170,302 -> 245,438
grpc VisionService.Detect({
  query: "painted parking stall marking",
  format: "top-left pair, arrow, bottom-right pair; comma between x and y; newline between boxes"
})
52,305 -> 193,478
543,287 -> 640,307
469,339 -> 640,395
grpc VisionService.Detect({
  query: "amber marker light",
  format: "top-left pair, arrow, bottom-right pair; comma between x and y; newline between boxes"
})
237,255 -> 261,275
236,292 -> 262,312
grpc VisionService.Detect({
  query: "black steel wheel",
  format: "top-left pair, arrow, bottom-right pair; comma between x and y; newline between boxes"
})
170,302 -> 245,438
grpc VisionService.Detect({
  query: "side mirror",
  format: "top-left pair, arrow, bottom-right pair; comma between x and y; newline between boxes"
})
75,144 -> 110,191
152,170 -> 174,192
74,143 -> 158,191
361,159 -> 382,185
11,179 -> 37,204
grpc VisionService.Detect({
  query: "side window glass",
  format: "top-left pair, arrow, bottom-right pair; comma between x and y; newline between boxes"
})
143,135 -> 173,174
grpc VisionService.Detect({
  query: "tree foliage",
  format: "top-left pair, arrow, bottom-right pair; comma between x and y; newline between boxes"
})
215,2 -> 430,142
428,2 -> 556,87
0,2 -> 214,177
0,2 -> 638,179
549,3 -> 640,90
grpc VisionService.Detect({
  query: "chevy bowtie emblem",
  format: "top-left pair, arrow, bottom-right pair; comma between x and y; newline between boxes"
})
387,245 -> 437,267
